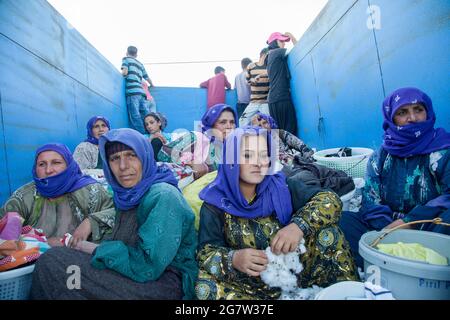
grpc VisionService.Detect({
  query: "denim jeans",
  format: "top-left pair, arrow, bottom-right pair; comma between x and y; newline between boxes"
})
238,102 -> 270,127
147,98 -> 157,113
127,95 -> 150,134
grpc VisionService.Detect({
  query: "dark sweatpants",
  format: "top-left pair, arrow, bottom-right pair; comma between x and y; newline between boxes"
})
269,99 -> 298,136
30,247 -> 183,300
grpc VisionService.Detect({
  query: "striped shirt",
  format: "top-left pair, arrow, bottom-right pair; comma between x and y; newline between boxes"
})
121,57 -> 150,96
246,62 -> 269,103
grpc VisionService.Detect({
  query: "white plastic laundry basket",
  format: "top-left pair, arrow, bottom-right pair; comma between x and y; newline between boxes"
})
0,265 -> 35,300
313,148 -> 374,179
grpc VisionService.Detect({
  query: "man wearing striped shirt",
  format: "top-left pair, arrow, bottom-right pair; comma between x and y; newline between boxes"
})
121,46 -> 154,134
238,48 -> 271,127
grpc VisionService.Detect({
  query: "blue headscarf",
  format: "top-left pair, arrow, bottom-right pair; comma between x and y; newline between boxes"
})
85,116 -> 111,145
199,126 -> 293,225
382,87 -> 450,157
254,111 -> 278,129
99,128 -> 178,211
201,103 -> 237,136
33,144 -> 97,198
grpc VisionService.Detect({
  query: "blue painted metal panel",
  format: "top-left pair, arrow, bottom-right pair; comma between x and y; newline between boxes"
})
306,0 -> 385,150
0,0 -> 127,204
289,0 -> 449,151
290,0 -> 358,65
373,0 -> 450,130
289,56 -> 324,149
151,87 -> 237,133
0,89 -> 10,203
0,0 -> 88,85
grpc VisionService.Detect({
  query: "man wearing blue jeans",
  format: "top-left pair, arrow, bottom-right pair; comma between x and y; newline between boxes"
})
121,46 -> 154,133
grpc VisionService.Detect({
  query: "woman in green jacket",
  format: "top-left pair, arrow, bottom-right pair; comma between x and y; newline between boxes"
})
30,128 -> 198,300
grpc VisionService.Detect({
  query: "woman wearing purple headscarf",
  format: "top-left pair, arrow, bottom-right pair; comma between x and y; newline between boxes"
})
30,129 -> 198,300
73,116 -> 111,171
158,103 -> 237,180
251,111 -> 315,165
195,127 -> 357,300
0,143 -> 114,247
339,87 -> 450,268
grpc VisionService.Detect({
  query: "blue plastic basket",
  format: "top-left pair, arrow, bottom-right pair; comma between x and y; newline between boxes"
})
0,265 -> 35,300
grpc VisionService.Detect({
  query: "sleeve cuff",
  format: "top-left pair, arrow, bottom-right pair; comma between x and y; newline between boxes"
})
225,250 -> 238,279
290,216 -> 313,238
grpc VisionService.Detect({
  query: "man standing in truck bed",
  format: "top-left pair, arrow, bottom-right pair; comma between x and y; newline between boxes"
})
200,66 -> 232,109
121,46 -> 154,134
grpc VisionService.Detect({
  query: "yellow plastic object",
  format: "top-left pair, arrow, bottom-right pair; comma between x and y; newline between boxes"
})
182,171 -> 218,230
377,242 -> 448,266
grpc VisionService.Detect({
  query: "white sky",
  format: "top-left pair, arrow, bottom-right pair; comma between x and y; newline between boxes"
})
47,0 -> 328,88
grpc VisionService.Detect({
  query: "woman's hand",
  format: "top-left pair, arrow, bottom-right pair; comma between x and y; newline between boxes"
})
385,219 -> 410,230
69,218 -> 92,248
271,223 -> 304,255
47,237 -> 64,247
188,163 -> 209,180
232,248 -> 268,277
152,132 -> 167,145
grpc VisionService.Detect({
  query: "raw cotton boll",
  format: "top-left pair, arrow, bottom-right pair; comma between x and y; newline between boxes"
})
260,239 -> 307,292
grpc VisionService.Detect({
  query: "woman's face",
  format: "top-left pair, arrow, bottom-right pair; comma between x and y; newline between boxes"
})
239,135 -> 270,185
213,110 -> 236,140
35,151 -> 67,178
251,115 -> 271,130
108,149 -> 143,188
145,116 -> 161,134
393,103 -> 427,126
92,120 -> 109,139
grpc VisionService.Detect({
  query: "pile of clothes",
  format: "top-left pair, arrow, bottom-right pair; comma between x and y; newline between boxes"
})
0,212 -> 50,272
284,157 -> 355,197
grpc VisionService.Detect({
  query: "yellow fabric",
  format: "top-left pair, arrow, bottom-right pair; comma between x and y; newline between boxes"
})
377,242 -> 448,266
182,171 -> 218,230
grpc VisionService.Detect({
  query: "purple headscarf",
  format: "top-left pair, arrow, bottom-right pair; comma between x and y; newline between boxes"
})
382,87 -> 450,157
33,143 -> 97,198
201,104 -> 238,135
199,126 -> 293,225
85,116 -> 111,145
99,128 -> 178,211
255,112 -> 278,129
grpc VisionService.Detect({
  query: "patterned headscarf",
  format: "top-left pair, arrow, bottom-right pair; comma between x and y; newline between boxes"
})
253,112 -> 278,129
201,104 -> 237,133
382,87 -> 450,157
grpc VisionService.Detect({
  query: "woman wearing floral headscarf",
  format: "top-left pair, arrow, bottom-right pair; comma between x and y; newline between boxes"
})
339,87 -> 450,267
30,129 -> 198,299
0,143 -> 114,247
251,111 -> 315,166
158,103 -> 237,180
195,127 -> 357,300
73,116 -> 111,171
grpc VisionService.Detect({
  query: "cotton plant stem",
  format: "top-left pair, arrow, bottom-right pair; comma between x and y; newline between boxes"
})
370,218 -> 450,247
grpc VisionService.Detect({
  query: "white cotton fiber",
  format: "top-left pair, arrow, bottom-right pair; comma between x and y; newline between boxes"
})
260,239 -> 323,300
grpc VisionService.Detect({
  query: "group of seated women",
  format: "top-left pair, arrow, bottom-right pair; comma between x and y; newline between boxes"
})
0,86 -> 448,299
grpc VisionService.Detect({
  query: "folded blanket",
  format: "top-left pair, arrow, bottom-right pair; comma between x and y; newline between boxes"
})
0,213 -> 50,272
